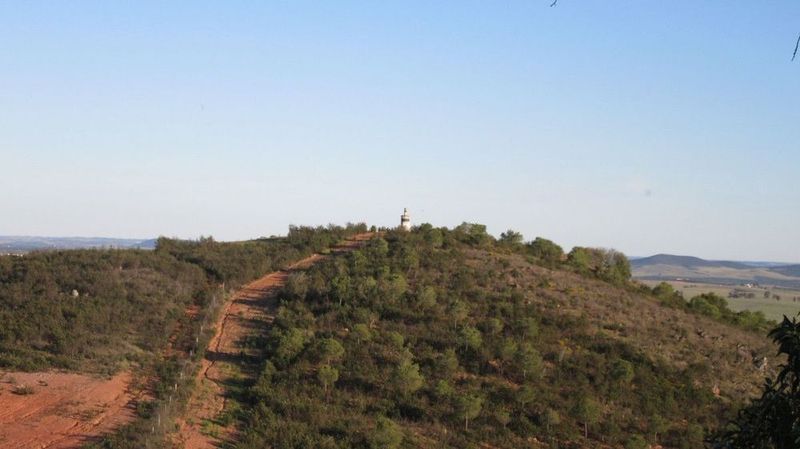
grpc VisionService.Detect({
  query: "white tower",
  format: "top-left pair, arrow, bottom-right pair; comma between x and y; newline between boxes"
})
400,208 -> 411,231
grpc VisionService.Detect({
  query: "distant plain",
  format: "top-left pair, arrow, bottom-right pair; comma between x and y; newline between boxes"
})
639,279 -> 800,321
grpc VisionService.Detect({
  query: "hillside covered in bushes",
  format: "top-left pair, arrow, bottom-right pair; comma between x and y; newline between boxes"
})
232,224 -> 775,449
0,224 -> 366,374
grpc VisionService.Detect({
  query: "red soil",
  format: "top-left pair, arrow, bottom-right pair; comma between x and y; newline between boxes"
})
0,234 -> 375,449
0,371 -> 138,449
179,233 -> 373,449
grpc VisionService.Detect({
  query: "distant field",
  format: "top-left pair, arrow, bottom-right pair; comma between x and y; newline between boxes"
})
640,280 -> 800,322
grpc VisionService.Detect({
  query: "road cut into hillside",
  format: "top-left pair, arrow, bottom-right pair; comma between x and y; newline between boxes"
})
179,233 -> 374,449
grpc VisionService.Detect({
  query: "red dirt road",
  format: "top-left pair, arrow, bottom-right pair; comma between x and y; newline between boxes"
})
0,371 -> 137,449
179,233 -> 373,449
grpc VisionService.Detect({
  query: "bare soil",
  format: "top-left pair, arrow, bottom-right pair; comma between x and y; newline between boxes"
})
0,371 -> 138,449
179,233 -> 373,449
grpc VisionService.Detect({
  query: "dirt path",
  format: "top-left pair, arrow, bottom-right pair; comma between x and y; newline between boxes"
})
179,233 -> 373,449
0,371 -> 138,449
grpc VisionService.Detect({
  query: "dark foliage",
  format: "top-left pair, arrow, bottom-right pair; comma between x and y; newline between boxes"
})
712,315 -> 800,449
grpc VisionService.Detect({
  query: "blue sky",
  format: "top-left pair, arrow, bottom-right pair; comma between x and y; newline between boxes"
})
1,1 -> 798,261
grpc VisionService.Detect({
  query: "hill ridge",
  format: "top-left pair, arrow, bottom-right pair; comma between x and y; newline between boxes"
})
632,253 -> 800,288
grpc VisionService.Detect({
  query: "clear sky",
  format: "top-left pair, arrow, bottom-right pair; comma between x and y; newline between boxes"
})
1,1 -> 798,261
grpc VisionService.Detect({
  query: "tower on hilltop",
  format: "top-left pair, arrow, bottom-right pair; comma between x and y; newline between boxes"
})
399,208 -> 411,231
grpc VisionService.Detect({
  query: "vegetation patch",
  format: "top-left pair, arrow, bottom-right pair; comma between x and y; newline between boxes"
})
231,225 -> 772,448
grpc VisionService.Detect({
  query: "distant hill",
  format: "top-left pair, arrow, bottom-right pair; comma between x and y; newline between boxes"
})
632,253 -> 800,288
633,254 -> 751,270
771,265 -> 800,278
0,236 -> 157,253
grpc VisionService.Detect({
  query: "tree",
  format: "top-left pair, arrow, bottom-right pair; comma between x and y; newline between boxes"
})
370,416 -> 403,449
461,326 -> 483,352
499,230 -> 524,247
366,237 -> 390,260
316,338 -> 345,364
496,338 -> 518,374
285,272 -> 309,299
567,247 -> 592,273
331,274 -> 351,307
567,247 -> 630,284
274,327 -> 307,367
416,285 -> 438,309
448,301 -> 469,329
420,224 -> 444,248
527,237 -> 564,267
456,394 -> 483,431
454,222 -> 493,247
572,396 -> 602,439
434,379 -> 455,398
437,348 -> 460,379
624,435 -> 648,449
648,414 -> 669,444
652,282 -> 685,308
517,317 -> 540,339
482,317 -> 504,336
543,408 -> 561,434
689,293 -> 728,320
494,408 -> 511,428
351,323 -> 372,344
600,249 -> 631,284
349,250 -> 368,275
385,330 -> 405,350
712,315 -> 800,448
383,273 -> 408,303
516,385 -> 537,409
317,364 -> 339,394
514,343 -> 543,380
652,282 -> 675,298
392,358 -> 424,396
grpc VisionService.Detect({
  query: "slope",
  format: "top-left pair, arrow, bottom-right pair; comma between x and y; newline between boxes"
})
231,227 -> 774,449
0,224 -> 369,449
178,233 -> 374,449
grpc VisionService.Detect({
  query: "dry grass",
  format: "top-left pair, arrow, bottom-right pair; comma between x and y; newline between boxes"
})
470,249 -> 776,402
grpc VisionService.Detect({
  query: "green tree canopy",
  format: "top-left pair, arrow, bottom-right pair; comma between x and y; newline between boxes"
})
499,229 -> 524,247
316,337 -> 345,364
392,358 -> 424,396
573,396 -> 602,439
514,343 -> 543,380
317,364 -> 339,393
370,417 -> 403,449
543,408 -> 561,433
285,272 -> 309,299
527,237 -> 564,266
457,394 -> 483,430
461,326 -> 483,352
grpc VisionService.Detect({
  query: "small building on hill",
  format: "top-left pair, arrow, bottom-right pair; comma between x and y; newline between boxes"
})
400,208 -> 411,231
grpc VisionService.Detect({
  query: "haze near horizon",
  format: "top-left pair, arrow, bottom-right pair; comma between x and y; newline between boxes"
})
1,1 -> 798,262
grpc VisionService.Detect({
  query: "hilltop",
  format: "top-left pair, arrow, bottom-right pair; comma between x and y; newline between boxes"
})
217,225 -> 775,449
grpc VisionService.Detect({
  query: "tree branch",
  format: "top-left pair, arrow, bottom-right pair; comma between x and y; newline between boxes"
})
793,33 -> 800,61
